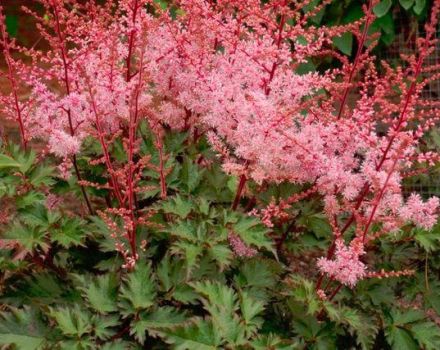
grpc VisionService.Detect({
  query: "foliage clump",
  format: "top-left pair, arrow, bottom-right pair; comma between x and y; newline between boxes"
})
1,0 -> 440,348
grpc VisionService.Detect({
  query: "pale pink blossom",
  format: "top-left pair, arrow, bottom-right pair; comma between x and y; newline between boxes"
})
228,232 -> 257,258
399,194 -> 439,230
48,130 -> 80,158
317,239 -> 367,287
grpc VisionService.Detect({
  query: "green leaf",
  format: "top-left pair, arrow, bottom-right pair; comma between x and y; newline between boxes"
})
324,304 -> 377,350
160,319 -> 222,350
333,32 -> 353,56
76,273 -> 119,313
411,322 -> 440,350
288,276 -> 321,315
50,305 -> 92,337
12,273 -> 63,302
51,218 -> 87,248
251,334 -> 295,349
386,327 -> 419,350
2,223 -> 48,254
29,165 -> 55,187
131,307 -> 187,343
400,0 -> 415,10
162,195 -> 193,218
171,241 -> 204,273
208,244 -> 233,271
414,228 -> 440,252
119,263 -> 156,315
0,307 -> 49,350
375,12 -> 395,45
192,281 -> 241,342
5,15 -> 18,38
236,259 -> 277,289
233,216 -> 273,252
154,0 -> 168,10
16,191 -> 45,209
93,315 -> 119,340
180,158 -> 203,193
414,0 -> 426,15
373,0 -> 392,17
239,291 -> 265,336
100,340 -> 140,350
0,154 -> 21,169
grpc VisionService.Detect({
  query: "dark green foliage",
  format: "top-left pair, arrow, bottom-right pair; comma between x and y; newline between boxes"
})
1,125 -> 440,350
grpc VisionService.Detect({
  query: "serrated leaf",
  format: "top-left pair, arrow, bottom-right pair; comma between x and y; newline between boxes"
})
131,307 -> 187,343
51,218 -> 87,248
2,223 -> 48,254
0,307 -> 50,350
76,273 -> 119,313
17,272 -> 63,301
171,241 -> 203,273
162,195 -> 193,218
192,281 -> 243,343
100,340 -> 140,349
251,334 -> 295,349
50,305 -> 92,337
180,158 -> 203,193
160,319 -> 221,350
239,291 -> 265,336
16,191 -> 45,209
414,228 -> 440,252
208,244 -> 232,271
29,165 -> 55,187
324,304 -> 377,350
92,315 -> 119,340
119,263 -> 156,315
233,216 -> 273,253
0,154 -> 21,169
411,322 -> 440,350
386,327 -> 419,350
169,221 -> 197,241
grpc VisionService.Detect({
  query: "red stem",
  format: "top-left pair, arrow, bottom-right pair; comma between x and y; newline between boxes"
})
52,3 -> 93,215
157,137 -> 167,199
0,11 -> 27,149
125,0 -> 141,258
328,284 -> 342,301
232,174 -> 247,210
85,81 -> 124,206
337,0 -> 374,120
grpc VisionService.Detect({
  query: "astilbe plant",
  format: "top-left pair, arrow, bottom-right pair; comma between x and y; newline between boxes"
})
1,0 -> 440,349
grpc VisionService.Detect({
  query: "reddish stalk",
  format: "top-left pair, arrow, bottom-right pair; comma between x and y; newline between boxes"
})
156,137 -> 167,199
125,0 -> 141,258
328,284 -> 342,301
316,30 -> 433,295
0,20 -> 27,149
232,173 -> 247,210
337,0 -> 374,120
52,3 -> 93,215
232,2 -> 286,211
315,0 -> 439,297
85,81 -> 124,206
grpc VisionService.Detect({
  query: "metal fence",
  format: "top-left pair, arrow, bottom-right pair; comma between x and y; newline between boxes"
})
381,11 -> 440,198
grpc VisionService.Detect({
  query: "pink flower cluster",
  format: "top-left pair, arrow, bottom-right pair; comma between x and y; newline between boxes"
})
317,239 -> 367,288
1,0 -> 440,280
399,194 -> 440,230
228,232 -> 257,258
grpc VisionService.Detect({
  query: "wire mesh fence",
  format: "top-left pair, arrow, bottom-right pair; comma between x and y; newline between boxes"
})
380,10 -> 440,198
